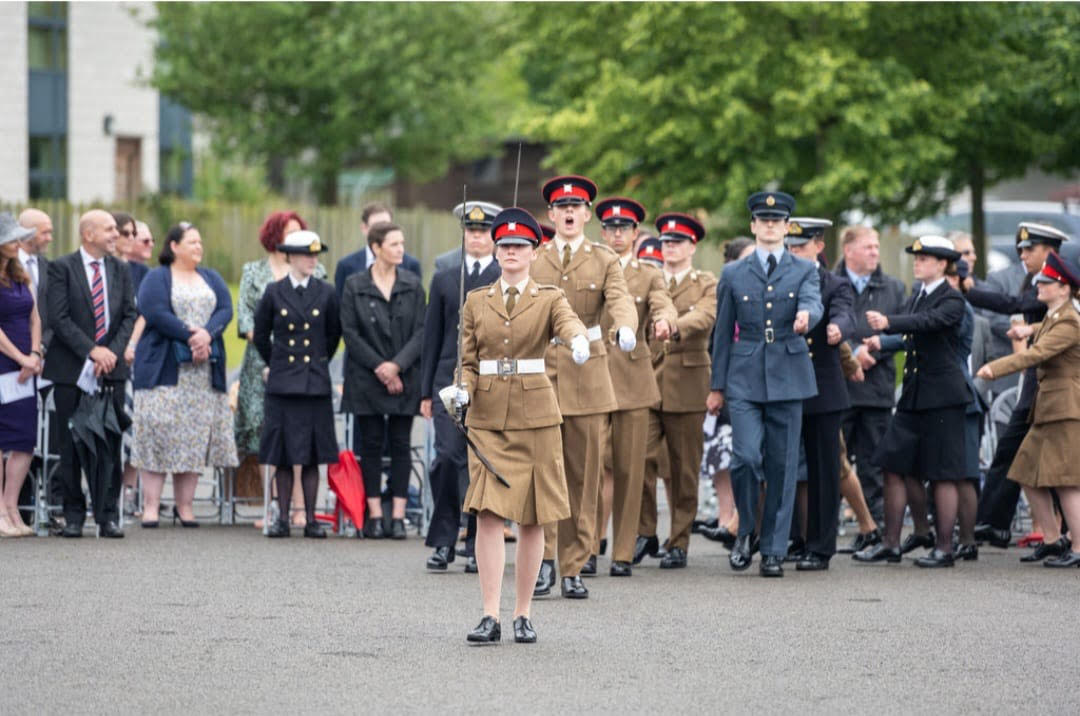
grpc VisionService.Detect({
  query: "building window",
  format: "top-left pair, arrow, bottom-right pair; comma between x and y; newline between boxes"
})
28,1 -> 68,200
29,136 -> 67,199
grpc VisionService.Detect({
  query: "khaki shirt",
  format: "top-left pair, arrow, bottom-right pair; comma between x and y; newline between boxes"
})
650,268 -> 718,413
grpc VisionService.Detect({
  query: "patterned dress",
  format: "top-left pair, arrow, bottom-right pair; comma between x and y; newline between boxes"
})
233,257 -> 326,457
131,279 -> 238,473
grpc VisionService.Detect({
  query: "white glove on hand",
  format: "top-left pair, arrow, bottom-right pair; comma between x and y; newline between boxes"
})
571,335 -> 591,365
453,387 -> 470,408
438,384 -> 469,414
617,326 -> 637,352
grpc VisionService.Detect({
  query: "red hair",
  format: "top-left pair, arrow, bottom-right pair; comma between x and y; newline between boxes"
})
258,211 -> 307,253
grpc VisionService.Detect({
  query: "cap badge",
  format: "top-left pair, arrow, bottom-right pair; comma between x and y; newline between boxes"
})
508,222 -> 516,231
789,222 -> 802,235
309,239 -> 322,253
766,195 -> 776,207
667,220 -> 676,229
563,184 -> 572,194
468,206 -> 486,221
912,239 -> 923,251
613,206 -> 622,215
1020,227 -> 1029,240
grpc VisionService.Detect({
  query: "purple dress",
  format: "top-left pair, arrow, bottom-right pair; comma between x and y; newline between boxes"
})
0,280 -> 36,452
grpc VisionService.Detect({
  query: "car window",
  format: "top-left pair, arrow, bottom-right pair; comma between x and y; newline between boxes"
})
943,212 -> 1080,236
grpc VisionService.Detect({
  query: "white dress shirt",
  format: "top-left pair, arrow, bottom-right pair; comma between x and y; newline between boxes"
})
554,235 -> 586,259
466,254 -> 495,276
80,247 -> 109,333
500,276 -> 530,309
18,247 -> 39,293
288,273 -> 311,290
663,266 -> 692,287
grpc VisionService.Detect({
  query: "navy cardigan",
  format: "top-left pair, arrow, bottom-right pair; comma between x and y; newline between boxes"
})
133,266 -> 233,392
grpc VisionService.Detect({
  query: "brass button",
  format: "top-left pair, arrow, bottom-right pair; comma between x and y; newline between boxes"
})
743,295 -> 749,301
304,355 -> 310,363
766,319 -> 772,326
304,323 -> 310,330
312,309 -> 320,316
501,376 -> 508,381
635,296 -> 642,303
589,283 -> 596,290
789,292 -> 795,298
563,276 -> 569,281
304,339 -> 310,346
280,308 -> 288,316
289,339 -> 295,346
767,286 -> 774,291
288,356 -> 295,363
766,302 -> 772,309
809,351 -> 814,358
503,338 -> 510,344
504,321 -> 510,326
288,323 -> 295,331
806,338 -> 813,345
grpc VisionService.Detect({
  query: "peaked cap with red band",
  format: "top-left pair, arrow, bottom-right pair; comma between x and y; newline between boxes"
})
539,223 -> 556,243
655,212 -> 705,243
1035,250 -> 1080,288
636,236 -> 663,266
491,207 -> 542,247
542,175 -> 598,206
595,196 -> 646,226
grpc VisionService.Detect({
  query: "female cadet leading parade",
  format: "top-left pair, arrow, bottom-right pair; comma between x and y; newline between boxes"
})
451,207 -> 589,644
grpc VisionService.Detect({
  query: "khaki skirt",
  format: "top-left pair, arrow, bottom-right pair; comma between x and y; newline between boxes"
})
463,425 -> 571,526
1008,420 -> 1080,488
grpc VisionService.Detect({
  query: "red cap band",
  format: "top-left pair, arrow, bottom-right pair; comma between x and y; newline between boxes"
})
601,205 -> 637,222
1041,263 -> 1065,283
549,184 -> 591,203
661,222 -> 698,240
494,221 -> 538,242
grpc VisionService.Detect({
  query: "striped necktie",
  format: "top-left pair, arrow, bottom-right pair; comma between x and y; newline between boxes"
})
91,260 -> 106,342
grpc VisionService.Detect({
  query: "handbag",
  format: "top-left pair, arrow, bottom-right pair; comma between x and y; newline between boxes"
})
173,340 -> 222,364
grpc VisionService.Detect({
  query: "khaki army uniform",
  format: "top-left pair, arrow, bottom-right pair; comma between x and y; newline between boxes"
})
530,240 -> 637,576
640,268 -> 718,553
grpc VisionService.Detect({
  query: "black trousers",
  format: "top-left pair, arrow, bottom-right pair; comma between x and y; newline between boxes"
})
803,410 -> 843,558
424,400 -> 476,551
53,383 -> 124,526
354,414 -> 413,499
841,406 -> 890,526
975,405 -> 1029,530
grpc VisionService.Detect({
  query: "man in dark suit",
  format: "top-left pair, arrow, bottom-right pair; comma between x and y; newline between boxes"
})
785,218 -> 856,570
334,203 -> 421,299
419,202 -> 501,571
44,209 -> 137,538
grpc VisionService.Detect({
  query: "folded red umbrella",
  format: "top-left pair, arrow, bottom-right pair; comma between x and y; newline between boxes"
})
327,450 -> 366,529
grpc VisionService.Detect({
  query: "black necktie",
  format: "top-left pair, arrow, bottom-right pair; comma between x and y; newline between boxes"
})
766,254 -> 777,276
470,260 -> 480,283
912,289 -> 926,310
296,283 -> 305,297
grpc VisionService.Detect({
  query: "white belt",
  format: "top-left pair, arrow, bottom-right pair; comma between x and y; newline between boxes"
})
478,358 -> 546,376
552,325 -> 602,346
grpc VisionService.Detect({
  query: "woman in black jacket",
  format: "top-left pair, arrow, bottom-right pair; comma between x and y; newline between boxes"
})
341,222 -> 425,539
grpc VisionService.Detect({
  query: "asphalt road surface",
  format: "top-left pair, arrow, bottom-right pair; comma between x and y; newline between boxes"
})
3,520 -> 1078,714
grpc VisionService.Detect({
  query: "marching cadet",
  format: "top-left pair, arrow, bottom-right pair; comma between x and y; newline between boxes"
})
420,201 -> 501,572
708,191 -> 823,578
636,237 -> 664,269
253,230 -> 342,538
784,218 -> 855,570
529,175 -> 638,599
635,213 -> 717,569
592,197 -> 677,577
454,207 -> 589,644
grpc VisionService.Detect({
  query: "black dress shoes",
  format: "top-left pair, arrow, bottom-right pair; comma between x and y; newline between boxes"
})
390,519 -> 407,540
974,523 -> 1011,549
1020,536 -> 1071,562
61,523 -> 84,538
534,560 -> 556,596
899,530 -> 935,554
363,517 -> 386,539
97,521 -> 124,538
513,616 -> 537,643
466,616 -> 501,644
954,543 -> 979,561
465,555 -> 478,573
692,518 -> 718,534
561,576 -> 589,599
1044,551 -> 1080,568
914,548 -> 955,568
632,535 -> 660,565
759,554 -> 784,577
729,534 -> 754,571
796,553 -> 830,571
838,528 -> 882,554
659,546 -> 687,569
427,546 -> 455,571
581,554 -> 597,576
785,537 -> 807,563
304,522 -> 327,539
853,543 -> 902,563
266,519 -> 290,538
701,524 -> 736,548
610,561 -> 632,577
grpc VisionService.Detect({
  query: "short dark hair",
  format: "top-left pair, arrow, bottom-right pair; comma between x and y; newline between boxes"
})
367,221 -> 402,249
362,203 -> 392,226
724,237 -> 754,263
159,222 -> 196,266
112,211 -> 135,233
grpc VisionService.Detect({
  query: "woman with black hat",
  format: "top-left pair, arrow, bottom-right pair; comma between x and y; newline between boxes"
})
253,230 -> 341,538
856,235 -> 973,568
978,250 -> 1080,567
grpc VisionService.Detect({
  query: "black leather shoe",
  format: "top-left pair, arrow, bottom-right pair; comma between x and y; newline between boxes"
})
1044,551 -> 1080,568
914,548 -> 955,568
581,554 -> 597,576
900,530 -> 935,554
598,538 -> 607,556
656,539 -> 670,559
954,543 -> 978,561
363,517 -> 385,539
561,576 -> 588,599
974,523 -> 1011,549
513,616 -> 537,643
304,522 -> 327,539
853,543 -> 902,563
632,535 -> 660,565
464,555 -> 478,573
760,554 -> 784,577
266,519 -> 290,538
659,546 -> 687,568
609,560 -> 632,577
692,518 -> 718,534
729,534 -> 754,571
456,545 -> 469,557
838,528 -> 881,554
534,560 -> 555,596
466,616 -> 501,644
1020,536 -> 1071,563
427,546 -> 455,571
97,521 -> 124,539
701,524 -> 737,548
785,537 -> 807,563
390,519 -> 407,540
61,523 -> 84,538
796,553 -> 830,571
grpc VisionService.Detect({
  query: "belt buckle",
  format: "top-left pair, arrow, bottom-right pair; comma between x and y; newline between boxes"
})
498,357 -> 515,376
764,328 -> 775,344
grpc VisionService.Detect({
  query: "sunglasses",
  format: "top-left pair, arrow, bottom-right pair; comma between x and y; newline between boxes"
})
119,229 -> 135,237
137,238 -> 153,246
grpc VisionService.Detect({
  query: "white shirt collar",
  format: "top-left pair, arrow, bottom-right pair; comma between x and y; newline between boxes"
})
663,266 -> 692,286
554,235 -> 586,256
755,245 -> 785,271
288,273 -> 311,289
18,247 -> 33,265
619,254 -> 633,269
921,277 -> 946,296
467,254 -> 494,273
365,245 -> 375,267
500,276 -> 530,296
80,246 -> 104,268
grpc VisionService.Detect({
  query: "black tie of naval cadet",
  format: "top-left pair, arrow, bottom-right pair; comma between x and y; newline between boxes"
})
767,254 -> 777,277
470,260 -> 480,284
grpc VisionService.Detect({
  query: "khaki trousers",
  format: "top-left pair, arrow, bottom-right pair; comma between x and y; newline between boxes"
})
596,408 -> 649,563
642,410 -> 705,552
543,413 -> 605,577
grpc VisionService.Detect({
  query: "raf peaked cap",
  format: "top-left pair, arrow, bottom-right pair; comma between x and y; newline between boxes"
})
747,191 -> 795,220
542,175 -> 598,206
905,234 -> 960,261
1034,250 -> 1080,288
656,212 -> 706,243
278,230 -> 328,254
1016,221 -> 1070,249
491,207 -> 543,247
453,201 -> 502,228
636,236 -> 663,266
595,197 -> 646,226
785,217 -> 833,246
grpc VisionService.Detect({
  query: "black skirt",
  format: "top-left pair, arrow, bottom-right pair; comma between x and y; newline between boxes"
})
872,406 -> 967,481
258,394 -> 339,468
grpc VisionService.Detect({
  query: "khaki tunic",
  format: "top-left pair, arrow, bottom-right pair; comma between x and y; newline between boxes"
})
651,270 -> 719,413
461,279 -> 587,524
986,301 -> 1080,488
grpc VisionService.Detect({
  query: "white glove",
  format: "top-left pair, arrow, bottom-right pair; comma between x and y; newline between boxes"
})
617,326 -> 637,352
437,384 -> 469,413
571,335 -> 591,365
453,387 -> 470,408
